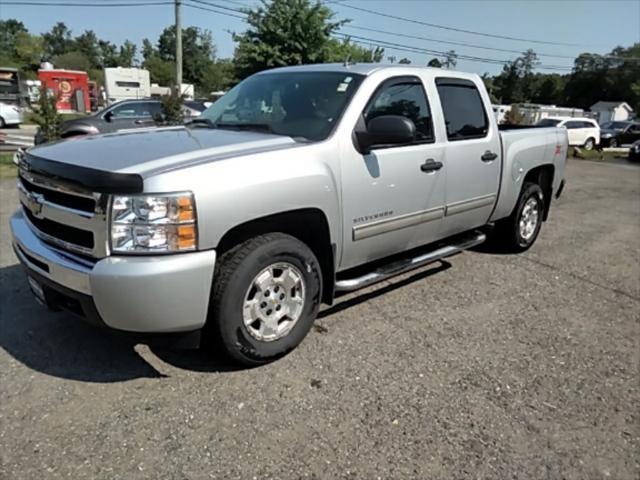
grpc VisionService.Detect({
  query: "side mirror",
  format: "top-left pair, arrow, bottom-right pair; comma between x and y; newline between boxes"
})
355,115 -> 416,154
104,111 -> 113,122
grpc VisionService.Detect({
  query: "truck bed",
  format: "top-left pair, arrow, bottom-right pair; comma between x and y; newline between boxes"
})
490,125 -> 567,222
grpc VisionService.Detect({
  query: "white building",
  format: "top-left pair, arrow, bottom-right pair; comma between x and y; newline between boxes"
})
518,104 -> 587,125
590,101 -> 634,124
104,67 -> 151,104
150,83 -> 195,100
492,104 -> 511,124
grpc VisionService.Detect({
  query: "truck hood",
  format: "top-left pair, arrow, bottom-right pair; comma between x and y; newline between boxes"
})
28,126 -> 298,177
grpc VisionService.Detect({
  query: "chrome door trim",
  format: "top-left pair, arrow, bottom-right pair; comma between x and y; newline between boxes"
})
445,193 -> 496,217
353,206 -> 444,241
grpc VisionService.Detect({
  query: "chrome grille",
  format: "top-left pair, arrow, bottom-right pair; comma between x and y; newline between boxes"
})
18,169 -> 109,258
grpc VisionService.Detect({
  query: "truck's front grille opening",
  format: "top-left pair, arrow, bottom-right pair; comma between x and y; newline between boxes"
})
19,175 -> 96,213
23,206 -> 95,249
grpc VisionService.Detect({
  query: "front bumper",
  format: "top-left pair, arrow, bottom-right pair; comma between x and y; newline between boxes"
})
10,209 -> 216,334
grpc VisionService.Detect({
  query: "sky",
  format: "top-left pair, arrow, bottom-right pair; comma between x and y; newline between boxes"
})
1,0 -> 639,75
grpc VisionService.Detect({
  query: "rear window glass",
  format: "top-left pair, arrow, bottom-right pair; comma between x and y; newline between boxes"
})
436,81 -> 488,140
537,118 -> 561,127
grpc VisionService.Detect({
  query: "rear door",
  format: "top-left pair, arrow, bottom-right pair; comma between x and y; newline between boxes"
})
434,77 -> 501,237
563,120 -> 584,145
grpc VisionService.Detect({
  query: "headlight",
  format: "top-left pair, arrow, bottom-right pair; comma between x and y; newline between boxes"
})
110,193 -> 197,253
601,133 -> 612,138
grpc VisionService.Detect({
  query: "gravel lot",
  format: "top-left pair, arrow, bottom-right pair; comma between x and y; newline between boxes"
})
0,159 -> 638,479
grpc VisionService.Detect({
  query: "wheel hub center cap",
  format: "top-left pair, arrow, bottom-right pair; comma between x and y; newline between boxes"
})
242,262 -> 306,342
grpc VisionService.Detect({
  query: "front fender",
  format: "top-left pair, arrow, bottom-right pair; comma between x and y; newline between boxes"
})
143,141 -> 342,254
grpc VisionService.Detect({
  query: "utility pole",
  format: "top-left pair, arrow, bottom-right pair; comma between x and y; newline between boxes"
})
175,0 -> 183,93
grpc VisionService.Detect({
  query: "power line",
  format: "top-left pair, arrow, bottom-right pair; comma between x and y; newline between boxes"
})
188,0 -> 245,14
342,25 -> 640,63
333,32 -> 574,71
1,1 -> 173,6
335,2 -> 589,47
179,2 -> 576,71
216,0 -> 252,7
341,25 -> 578,60
183,0 -> 246,19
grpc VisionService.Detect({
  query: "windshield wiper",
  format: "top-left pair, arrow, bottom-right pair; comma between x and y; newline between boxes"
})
215,122 -> 275,134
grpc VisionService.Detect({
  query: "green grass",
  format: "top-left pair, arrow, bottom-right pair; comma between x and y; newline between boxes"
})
23,111 -> 89,125
569,147 -> 623,163
0,152 -> 17,178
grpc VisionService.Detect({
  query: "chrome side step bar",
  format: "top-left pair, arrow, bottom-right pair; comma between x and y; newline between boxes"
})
335,230 -> 486,293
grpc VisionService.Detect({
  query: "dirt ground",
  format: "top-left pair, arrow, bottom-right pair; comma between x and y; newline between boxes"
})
0,158 -> 638,479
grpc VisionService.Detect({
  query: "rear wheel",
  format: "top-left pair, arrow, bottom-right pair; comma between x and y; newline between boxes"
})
493,182 -> 545,253
207,233 -> 322,366
583,137 -> 595,151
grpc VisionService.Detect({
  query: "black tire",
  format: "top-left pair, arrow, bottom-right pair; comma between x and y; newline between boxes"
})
609,138 -> 618,148
493,182 -> 545,253
583,137 -> 595,151
0,116 -> 5,129
207,233 -> 322,366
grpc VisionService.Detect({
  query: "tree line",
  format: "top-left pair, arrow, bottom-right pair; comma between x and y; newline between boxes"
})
0,0 -> 638,112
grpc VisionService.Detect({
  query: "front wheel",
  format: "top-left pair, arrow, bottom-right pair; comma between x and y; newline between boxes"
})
207,233 -> 322,366
493,182 -> 545,253
609,138 -> 618,148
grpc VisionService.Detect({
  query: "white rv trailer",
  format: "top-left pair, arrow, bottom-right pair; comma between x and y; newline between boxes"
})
104,67 -> 151,104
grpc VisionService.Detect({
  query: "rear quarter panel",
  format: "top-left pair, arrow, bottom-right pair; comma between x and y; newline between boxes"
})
490,127 -> 567,221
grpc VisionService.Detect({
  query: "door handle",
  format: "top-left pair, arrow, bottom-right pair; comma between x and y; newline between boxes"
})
420,159 -> 443,172
481,151 -> 498,162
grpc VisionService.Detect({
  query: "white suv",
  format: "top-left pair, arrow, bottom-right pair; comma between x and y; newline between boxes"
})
537,117 -> 600,150
0,102 -> 23,128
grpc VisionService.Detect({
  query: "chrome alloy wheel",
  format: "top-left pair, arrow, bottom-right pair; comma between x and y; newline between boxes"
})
519,197 -> 540,241
242,262 -> 306,342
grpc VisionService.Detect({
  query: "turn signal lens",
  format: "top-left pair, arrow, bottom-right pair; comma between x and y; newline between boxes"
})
177,225 -> 197,250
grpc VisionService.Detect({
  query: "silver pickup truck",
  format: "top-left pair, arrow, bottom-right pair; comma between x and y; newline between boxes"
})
10,64 -> 567,365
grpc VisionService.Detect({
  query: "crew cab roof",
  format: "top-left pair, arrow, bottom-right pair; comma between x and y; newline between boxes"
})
255,63 -> 481,82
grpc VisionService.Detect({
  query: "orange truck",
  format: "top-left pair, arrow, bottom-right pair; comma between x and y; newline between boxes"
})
38,69 -> 90,113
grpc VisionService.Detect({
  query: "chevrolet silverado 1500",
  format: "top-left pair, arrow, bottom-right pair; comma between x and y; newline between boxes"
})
10,64 -> 567,365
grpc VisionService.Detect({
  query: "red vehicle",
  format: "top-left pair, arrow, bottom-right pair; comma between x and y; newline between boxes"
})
37,69 -> 90,113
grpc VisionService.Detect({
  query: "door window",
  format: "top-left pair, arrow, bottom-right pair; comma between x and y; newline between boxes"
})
139,102 -> 162,119
436,79 -> 488,141
564,121 -> 583,129
109,102 -> 160,119
364,80 -> 434,143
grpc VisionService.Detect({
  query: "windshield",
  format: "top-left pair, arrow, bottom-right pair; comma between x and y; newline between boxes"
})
0,70 -> 20,95
536,118 -> 562,127
600,121 -> 628,130
197,71 -> 364,141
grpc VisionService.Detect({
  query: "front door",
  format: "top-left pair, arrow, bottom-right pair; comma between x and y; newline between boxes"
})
339,76 -> 446,270
434,77 -> 501,237
104,101 -> 160,132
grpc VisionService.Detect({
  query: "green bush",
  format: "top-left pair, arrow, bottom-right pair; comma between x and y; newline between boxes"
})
33,87 -> 62,142
159,87 -> 184,125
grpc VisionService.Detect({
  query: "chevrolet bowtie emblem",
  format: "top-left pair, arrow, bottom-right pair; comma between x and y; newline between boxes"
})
25,191 -> 45,218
